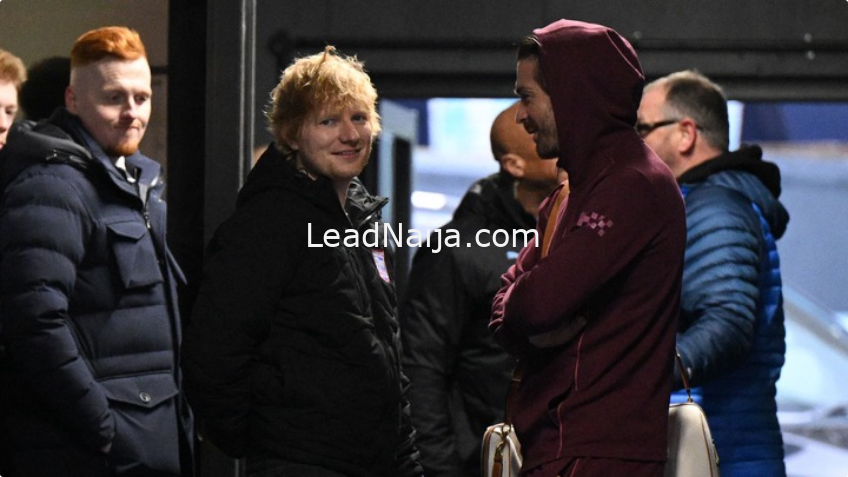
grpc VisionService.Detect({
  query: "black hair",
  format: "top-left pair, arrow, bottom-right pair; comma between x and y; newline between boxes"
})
516,35 -> 546,90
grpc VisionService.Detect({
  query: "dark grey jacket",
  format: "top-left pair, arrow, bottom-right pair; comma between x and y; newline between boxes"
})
400,173 -> 533,476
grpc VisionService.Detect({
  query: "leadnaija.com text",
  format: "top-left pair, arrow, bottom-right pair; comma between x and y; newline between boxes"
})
307,223 -> 538,253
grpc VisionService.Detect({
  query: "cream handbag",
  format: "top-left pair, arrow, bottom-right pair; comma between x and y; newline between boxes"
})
481,422 -> 522,477
481,362 -> 524,477
483,351 -> 718,477
665,351 -> 721,477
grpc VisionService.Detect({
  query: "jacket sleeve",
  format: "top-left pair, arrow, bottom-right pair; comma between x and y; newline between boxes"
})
0,171 -> 115,452
400,243 -> 469,475
181,200 -> 295,458
490,237 -> 539,358
497,170 -> 672,337
674,185 -> 761,388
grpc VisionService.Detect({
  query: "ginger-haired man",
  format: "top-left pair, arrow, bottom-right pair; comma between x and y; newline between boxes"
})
0,27 -> 193,476
183,46 -> 422,476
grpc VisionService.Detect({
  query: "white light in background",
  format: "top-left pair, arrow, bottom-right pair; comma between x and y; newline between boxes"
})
418,98 -> 515,177
838,312 -> 848,333
411,191 -> 448,211
728,100 -> 744,151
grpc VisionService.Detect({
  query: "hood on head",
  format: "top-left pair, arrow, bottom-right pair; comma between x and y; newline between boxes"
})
534,19 -> 645,178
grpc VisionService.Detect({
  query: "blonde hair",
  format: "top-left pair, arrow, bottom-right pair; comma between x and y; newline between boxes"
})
0,49 -> 27,90
266,46 -> 381,155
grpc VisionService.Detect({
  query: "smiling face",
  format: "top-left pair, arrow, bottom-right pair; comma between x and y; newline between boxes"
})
0,80 -> 18,150
515,57 -> 560,160
290,102 -> 374,198
66,57 -> 151,157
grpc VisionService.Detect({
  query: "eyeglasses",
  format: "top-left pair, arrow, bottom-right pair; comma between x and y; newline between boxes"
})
635,119 -> 680,138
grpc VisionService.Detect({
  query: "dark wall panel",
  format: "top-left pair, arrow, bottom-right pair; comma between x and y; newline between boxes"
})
253,0 -> 848,101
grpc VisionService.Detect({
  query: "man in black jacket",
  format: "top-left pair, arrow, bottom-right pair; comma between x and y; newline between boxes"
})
0,27 -> 193,476
400,101 -> 563,476
182,46 -> 422,477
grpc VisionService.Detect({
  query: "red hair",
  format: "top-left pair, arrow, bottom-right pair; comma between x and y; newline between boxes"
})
0,49 -> 26,89
70,26 -> 147,68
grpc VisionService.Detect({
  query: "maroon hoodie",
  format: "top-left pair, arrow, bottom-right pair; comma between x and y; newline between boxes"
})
491,19 -> 686,471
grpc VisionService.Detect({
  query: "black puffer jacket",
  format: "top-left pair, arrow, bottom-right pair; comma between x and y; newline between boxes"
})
400,173 -> 534,476
0,110 -> 192,475
182,144 -> 421,477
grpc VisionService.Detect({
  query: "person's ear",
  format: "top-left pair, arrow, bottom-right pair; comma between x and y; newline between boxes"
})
65,86 -> 77,114
283,127 -> 299,151
501,153 -> 526,179
676,118 -> 698,155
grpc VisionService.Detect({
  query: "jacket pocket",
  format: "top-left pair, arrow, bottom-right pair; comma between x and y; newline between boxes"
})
99,373 -> 179,409
106,220 -> 163,289
99,373 -> 182,473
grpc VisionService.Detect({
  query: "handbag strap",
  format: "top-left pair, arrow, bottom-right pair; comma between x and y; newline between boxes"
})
541,184 -> 569,258
502,183 -> 565,424
675,348 -> 694,404
504,360 -> 525,424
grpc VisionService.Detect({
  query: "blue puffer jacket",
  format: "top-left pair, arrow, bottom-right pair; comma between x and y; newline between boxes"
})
671,145 -> 788,477
0,109 -> 193,475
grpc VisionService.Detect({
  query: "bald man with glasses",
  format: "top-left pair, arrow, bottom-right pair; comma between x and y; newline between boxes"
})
638,69 -> 789,477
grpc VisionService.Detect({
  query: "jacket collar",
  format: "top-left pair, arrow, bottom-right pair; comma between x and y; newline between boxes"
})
240,144 -> 388,228
48,108 -> 161,197
678,145 -> 781,198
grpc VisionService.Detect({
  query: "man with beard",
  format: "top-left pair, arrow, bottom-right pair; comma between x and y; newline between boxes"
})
490,19 -> 686,477
0,27 -> 193,476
